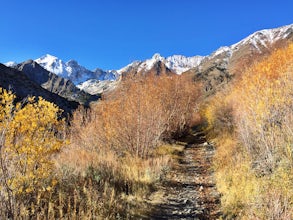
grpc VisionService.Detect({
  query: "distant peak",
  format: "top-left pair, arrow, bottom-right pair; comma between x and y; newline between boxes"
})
35,54 -> 61,64
4,61 -> 17,67
66,60 -> 78,65
152,53 -> 163,60
42,54 -> 58,60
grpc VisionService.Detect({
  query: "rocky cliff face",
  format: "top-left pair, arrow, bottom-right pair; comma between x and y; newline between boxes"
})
0,63 -> 79,114
35,54 -> 118,85
16,60 -> 100,105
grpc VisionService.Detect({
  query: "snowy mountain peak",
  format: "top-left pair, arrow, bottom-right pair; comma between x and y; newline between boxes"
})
35,54 -> 67,77
231,24 -> 293,52
117,61 -> 142,74
35,54 -> 118,85
135,53 -> 204,74
206,24 -> 293,61
4,61 -> 18,67
152,53 -> 163,60
117,53 -> 205,75
36,54 -> 59,64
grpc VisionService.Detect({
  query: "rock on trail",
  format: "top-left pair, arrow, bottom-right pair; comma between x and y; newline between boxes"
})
142,129 -> 221,219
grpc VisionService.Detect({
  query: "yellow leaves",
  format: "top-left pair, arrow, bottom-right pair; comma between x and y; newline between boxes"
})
0,88 -> 65,196
0,88 -> 15,123
51,178 -> 58,187
202,43 -> 293,218
232,43 -> 293,129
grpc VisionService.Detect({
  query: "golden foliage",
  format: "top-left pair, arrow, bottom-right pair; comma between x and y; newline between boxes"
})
72,74 -> 200,158
0,73 -> 200,218
57,74 -> 200,218
202,43 -> 293,219
0,89 -> 65,218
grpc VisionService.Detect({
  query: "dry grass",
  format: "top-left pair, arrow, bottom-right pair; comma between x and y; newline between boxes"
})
154,144 -> 185,158
202,43 -> 293,219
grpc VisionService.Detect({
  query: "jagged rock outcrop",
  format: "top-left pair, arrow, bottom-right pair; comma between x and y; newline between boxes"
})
16,60 -> 100,105
0,63 -> 79,114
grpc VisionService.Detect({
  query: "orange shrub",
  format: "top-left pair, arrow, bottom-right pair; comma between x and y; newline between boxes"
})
72,74 -> 200,158
203,43 -> 293,219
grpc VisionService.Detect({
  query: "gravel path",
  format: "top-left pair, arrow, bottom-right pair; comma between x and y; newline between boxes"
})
145,131 -> 221,219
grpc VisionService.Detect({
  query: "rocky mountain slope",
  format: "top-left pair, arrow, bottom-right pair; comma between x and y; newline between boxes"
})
35,54 -> 118,85
184,24 -> 293,91
0,64 -> 79,113
120,60 -> 175,79
77,79 -> 119,95
16,60 -> 99,105
117,53 -> 204,75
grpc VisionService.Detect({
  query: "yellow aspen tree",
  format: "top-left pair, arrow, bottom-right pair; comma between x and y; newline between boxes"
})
0,89 -> 66,217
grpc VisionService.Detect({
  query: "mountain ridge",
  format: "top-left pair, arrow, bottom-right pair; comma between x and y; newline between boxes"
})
0,63 -> 79,113
16,60 -> 100,105
34,54 -> 118,85
3,23 -> 293,94
183,23 -> 293,91
5,24 -> 293,77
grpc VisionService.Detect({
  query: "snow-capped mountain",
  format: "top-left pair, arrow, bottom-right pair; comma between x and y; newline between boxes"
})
185,23 -> 293,91
117,53 -> 204,75
0,63 -> 79,113
35,54 -> 118,85
35,54 -> 67,77
4,61 -> 17,67
208,23 -> 293,61
93,68 -> 118,81
33,53 -> 203,94
231,24 -> 293,51
4,23 -> 293,96
15,60 -> 99,105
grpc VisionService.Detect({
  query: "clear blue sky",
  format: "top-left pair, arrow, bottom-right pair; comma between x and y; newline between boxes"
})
0,0 -> 292,70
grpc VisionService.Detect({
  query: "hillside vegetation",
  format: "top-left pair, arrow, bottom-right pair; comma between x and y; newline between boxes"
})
202,43 -> 293,219
1,43 -> 292,219
0,74 -> 200,219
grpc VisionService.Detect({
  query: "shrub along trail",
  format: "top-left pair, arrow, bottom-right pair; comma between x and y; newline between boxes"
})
141,129 -> 221,219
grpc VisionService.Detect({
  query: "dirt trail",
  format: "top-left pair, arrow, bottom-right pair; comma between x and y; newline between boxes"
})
144,130 -> 221,219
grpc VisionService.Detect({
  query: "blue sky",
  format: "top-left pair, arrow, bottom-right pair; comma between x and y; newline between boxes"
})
0,0 -> 292,70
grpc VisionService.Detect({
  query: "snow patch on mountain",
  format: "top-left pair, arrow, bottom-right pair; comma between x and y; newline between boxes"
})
207,24 -> 293,59
118,53 -> 205,75
165,55 -> 204,74
77,79 -> 119,95
136,53 -> 165,72
117,61 -> 141,74
4,61 -> 18,67
35,54 -> 68,78
231,24 -> 293,51
210,46 -> 232,58
35,54 -> 117,85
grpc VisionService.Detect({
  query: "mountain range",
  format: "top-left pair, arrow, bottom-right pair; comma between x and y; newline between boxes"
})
2,23 -> 293,111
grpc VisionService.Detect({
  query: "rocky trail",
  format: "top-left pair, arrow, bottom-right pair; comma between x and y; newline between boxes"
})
140,129 -> 221,219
